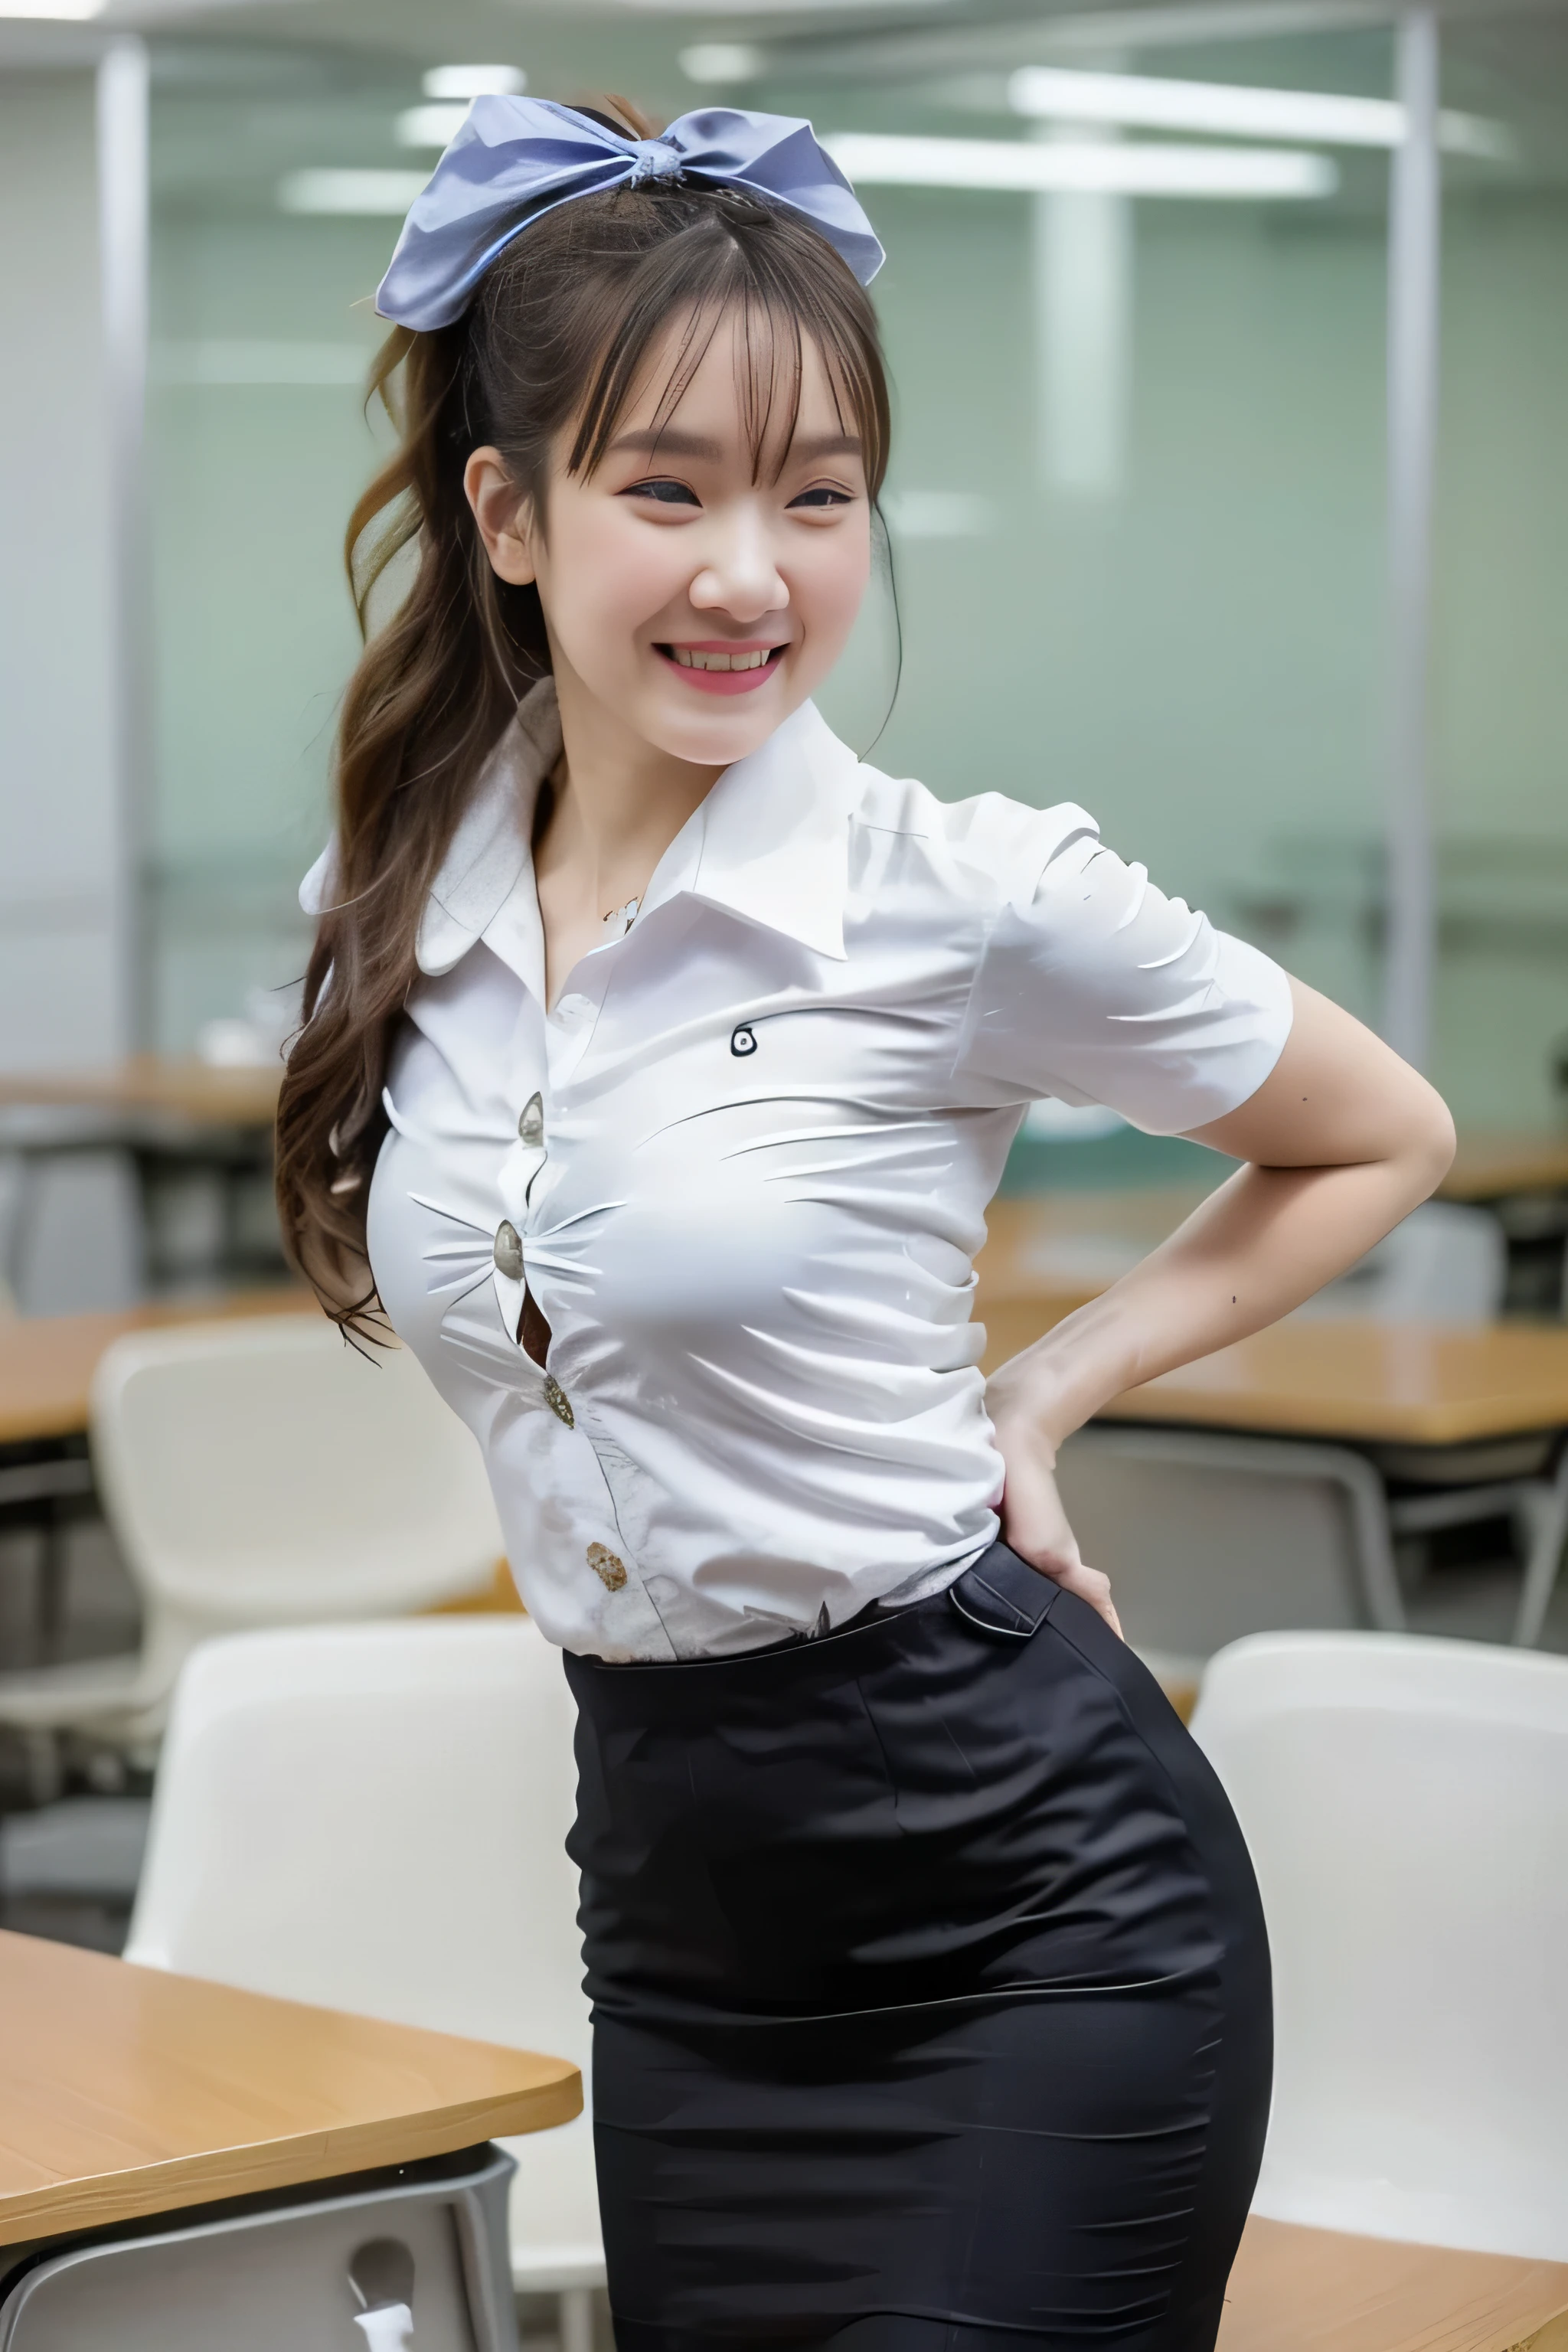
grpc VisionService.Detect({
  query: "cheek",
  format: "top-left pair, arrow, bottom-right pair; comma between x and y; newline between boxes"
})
799,526 -> 872,653
546,507 -> 678,652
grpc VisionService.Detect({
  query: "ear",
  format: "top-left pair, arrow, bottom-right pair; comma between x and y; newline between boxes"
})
463,448 -> 537,586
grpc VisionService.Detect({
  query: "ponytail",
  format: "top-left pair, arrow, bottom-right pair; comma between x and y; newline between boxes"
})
273,327 -> 544,1328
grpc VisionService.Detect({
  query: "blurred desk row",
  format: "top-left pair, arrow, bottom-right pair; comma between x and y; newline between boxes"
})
977,1197 -> 1568,1443
0,1058 -> 286,1301
977,1198 -> 1568,1658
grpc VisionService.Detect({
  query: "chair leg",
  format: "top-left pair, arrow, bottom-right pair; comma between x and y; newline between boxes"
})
1514,1456 -> 1568,1648
21,1728 -> 62,1807
559,2285 -> 595,2352
37,1511 -> 68,1663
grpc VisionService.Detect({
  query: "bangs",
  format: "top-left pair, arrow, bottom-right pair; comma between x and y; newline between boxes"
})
561,204 -> 888,494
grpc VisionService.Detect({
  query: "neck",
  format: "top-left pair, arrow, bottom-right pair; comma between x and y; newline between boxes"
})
541,652 -> 723,911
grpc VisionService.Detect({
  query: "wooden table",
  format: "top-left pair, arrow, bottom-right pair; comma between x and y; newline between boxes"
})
1442,1131 -> 1568,1207
981,1133 -> 1568,1341
0,1055 -> 281,1129
0,1287 -> 313,1451
975,1203 -> 1568,1648
0,1928 -> 575,2343
1092,1321 -> 1568,1648
0,1057 -> 286,1298
976,1191 -> 1207,1368
1220,2213 -> 1568,2351
0,1927 -> 576,2249
1099,1319 -> 1568,1450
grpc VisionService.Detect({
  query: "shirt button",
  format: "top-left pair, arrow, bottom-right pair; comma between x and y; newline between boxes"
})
518,1093 -> 544,1147
493,1221 -> 524,1282
587,1542 -> 627,1592
544,1374 -> 574,1428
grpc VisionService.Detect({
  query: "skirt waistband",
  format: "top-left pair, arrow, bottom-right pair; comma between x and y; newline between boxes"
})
565,1544 -> 1062,1702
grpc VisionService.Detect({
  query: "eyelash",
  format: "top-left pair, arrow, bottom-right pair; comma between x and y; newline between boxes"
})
624,480 -> 855,511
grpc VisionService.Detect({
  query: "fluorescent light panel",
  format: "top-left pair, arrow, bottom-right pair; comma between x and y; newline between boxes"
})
681,44 -> 763,84
1008,67 -> 1511,162
825,133 -> 1337,199
279,170 -> 428,217
423,64 -> 525,99
398,103 -> 469,149
0,0 -> 104,16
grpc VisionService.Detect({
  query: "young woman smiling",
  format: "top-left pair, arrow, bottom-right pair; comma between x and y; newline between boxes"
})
277,96 -> 1453,2352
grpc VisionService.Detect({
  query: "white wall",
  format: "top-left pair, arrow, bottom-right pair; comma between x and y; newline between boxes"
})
0,68 -> 128,1073
0,63 -> 142,1310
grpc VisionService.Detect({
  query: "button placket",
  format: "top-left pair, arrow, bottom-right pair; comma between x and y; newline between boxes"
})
545,982 -> 605,1088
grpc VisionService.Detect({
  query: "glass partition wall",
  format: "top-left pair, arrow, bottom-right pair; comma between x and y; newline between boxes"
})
145,7 -> 1568,1157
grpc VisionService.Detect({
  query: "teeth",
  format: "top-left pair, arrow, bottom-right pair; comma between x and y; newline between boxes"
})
670,647 -> 774,671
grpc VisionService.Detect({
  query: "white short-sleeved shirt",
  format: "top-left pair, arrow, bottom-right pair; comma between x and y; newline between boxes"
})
305,679 -> 1291,1662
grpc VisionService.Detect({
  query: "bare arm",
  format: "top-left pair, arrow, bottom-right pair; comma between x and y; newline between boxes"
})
985,979 -> 1456,1631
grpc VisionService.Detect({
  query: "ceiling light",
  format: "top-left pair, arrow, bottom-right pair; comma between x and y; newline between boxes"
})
397,103 -> 470,149
825,134 -> 1337,200
423,64 -> 525,100
680,44 -> 764,83
0,0 -> 105,16
1007,67 -> 1511,162
279,171 -> 429,217
616,0 -> 946,10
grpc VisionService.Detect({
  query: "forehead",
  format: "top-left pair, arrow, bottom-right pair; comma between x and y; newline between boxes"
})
618,299 -> 851,457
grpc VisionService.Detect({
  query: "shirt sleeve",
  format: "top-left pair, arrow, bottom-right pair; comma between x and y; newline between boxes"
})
299,838 -> 340,915
952,810 -> 1293,1135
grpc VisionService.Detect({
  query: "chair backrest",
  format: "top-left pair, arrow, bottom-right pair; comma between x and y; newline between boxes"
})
1302,1200 -> 1506,1323
1054,1428 -> 1386,1664
91,1318 -> 504,1634
125,1619 -> 598,2272
1191,1631 -> 1568,2262
126,1618 -> 585,2063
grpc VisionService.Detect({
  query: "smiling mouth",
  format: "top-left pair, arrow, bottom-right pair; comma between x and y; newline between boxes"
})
659,645 -> 786,672
655,642 -> 789,695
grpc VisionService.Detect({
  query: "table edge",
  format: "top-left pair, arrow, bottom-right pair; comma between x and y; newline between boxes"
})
0,2071 -> 581,2249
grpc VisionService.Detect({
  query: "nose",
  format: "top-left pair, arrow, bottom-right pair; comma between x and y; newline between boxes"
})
688,505 -> 788,624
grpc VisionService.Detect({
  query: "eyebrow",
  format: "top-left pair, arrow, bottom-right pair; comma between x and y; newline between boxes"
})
608,428 -> 864,465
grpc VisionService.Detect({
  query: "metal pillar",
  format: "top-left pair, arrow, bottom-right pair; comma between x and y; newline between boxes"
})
1381,9 -> 1441,1070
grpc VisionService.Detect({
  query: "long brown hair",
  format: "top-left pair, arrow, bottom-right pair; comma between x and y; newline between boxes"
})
275,132 -> 891,1334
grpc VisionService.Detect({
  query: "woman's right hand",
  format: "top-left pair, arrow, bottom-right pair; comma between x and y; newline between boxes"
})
991,1412 -> 1122,1638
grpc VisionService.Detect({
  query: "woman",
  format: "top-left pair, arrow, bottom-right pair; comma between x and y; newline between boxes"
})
278,96 -> 1454,2352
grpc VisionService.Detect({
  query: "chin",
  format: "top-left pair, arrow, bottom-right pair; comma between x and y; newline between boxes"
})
643,681 -> 802,768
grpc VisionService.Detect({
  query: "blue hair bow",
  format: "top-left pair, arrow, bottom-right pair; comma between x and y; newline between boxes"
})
376,98 -> 885,332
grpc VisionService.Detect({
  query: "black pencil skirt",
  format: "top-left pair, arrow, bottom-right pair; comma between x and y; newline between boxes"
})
564,1544 -> 1272,2352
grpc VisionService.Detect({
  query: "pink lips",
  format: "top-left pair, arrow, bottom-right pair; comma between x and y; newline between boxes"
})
656,641 -> 788,697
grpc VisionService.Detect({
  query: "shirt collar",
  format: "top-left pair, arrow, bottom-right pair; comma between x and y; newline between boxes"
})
647,695 -> 856,964
413,675 -> 858,989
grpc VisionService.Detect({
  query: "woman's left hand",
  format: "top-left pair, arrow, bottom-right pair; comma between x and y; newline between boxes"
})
991,1414 -> 1122,1638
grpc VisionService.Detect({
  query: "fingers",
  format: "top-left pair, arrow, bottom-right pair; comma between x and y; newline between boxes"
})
1035,1557 -> 1123,1639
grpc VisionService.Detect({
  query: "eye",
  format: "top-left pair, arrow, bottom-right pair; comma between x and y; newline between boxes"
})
625,478 -> 701,508
787,485 -> 855,510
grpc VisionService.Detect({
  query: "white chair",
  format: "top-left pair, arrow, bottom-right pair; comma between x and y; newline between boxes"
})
1054,1426 -> 1403,1685
0,1316 -> 505,1756
1191,1631 -> 1568,2261
126,1618 -> 603,2350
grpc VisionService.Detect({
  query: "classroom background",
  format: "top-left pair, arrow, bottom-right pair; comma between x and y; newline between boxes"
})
0,6 -> 1566,2344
